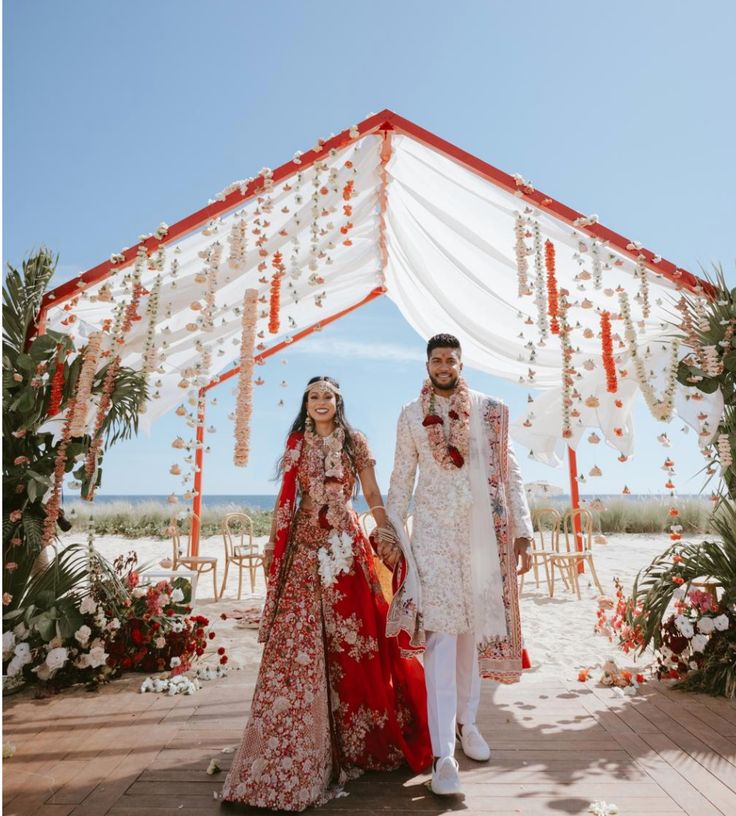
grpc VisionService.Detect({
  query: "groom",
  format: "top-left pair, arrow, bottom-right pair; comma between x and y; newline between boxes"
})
382,333 -> 533,796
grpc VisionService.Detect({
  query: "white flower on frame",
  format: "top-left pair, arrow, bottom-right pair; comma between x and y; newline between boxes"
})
170,656 -> 181,668
691,633 -> 709,653
697,616 -> 716,635
713,614 -> 729,632
74,625 -> 92,646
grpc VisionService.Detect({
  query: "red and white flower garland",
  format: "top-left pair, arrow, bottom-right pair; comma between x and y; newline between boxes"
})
69,332 -> 103,436
420,379 -> 470,469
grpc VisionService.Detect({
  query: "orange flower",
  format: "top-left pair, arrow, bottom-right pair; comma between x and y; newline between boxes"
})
670,533 -> 683,541
665,480 -> 675,489
672,575 -> 685,585
635,673 -> 646,684
669,508 -> 679,517
577,668 -> 590,682
672,554 -> 683,563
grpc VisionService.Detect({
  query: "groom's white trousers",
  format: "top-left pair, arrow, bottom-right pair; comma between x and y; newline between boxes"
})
424,630 -> 481,759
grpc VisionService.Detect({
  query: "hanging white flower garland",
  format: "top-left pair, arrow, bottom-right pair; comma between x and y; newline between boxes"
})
233,289 -> 259,467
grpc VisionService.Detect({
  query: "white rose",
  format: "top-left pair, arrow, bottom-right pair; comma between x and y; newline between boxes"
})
2,630 -> 15,660
45,647 -> 68,672
171,588 -> 185,603
154,637 -> 166,649
674,614 -> 691,634
132,586 -> 148,598
6,656 -> 24,677
87,646 -> 108,669
691,633 -> 709,653
713,614 -> 729,632
679,622 -> 694,639
107,618 -> 121,631
170,656 -> 181,668
14,642 -> 31,662
697,616 -> 715,635
79,595 -> 97,615
74,625 -> 92,646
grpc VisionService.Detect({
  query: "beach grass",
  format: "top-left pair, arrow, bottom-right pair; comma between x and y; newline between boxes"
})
64,496 -> 717,539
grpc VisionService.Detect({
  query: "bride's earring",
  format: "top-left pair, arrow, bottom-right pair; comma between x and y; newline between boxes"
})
305,415 -> 314,432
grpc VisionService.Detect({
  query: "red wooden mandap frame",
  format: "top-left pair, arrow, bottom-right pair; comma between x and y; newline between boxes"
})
37,109 -> 709,556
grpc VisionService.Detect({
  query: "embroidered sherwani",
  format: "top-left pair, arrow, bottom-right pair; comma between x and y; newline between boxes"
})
386,390 -> 534,682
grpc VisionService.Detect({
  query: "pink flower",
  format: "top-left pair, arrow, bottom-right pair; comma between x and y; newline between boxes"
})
9,510 -> 22,523
3,593 -> 12,605
5,563 -> 18,573
13,456 -> 30,466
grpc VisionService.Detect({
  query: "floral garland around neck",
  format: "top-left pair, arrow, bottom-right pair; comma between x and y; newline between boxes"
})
420,378 -> 470,469
303,424 -> 355,585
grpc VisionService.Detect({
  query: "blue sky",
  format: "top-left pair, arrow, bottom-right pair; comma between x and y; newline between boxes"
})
4,1 -> 735,497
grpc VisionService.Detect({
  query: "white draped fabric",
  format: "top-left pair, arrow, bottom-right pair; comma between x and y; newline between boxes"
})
43,126 -> 715,459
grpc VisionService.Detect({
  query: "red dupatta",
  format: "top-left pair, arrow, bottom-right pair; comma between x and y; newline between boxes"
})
269,431 -> 304,581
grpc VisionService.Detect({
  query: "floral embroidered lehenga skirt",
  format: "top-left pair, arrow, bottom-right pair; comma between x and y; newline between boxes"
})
221,508 -> 432,811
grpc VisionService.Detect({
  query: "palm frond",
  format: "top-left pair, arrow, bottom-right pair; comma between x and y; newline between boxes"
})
2,249 -> 57,356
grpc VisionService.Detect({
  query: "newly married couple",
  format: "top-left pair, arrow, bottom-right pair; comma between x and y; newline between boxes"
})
221,333 -> 534,812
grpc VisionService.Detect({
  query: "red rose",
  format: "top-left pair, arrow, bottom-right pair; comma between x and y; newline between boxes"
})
220,613 -> 227,620
217,647 -> 225,655
448,446 -> 464,468
220,655 -> 228,665
422,415 -> 444,427
165,608 -> 174,616
121,657 -> 132,669
324,476 -> 341,484
208,631 -> 216,640
130,628 -> 143,645
448,409 -> 459,421
196,648 -> 204,656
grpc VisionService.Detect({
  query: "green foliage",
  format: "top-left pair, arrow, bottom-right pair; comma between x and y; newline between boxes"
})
3,249 -> 147,618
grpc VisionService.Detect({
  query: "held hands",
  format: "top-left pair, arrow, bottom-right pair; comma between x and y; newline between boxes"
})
514,537 -> 533,575
375,524 -> 401,570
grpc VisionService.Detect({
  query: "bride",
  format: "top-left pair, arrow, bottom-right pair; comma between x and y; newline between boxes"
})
221,376 -> 431,811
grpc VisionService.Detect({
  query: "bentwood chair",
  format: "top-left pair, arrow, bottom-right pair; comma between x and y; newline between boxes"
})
548,508 -> 604,599
170,515 -> 219,600
221,512 -> 264,599
520,507 -> 560,595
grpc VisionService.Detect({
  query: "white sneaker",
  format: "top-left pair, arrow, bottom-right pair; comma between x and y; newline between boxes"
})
457,723 -> 491,761
430,756 -> 462,796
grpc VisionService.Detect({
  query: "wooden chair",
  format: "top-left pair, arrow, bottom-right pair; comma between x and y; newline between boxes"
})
221,512 -> 264,599
170,516 -> 219,600
548,508 -> 604,599
520,507 -> 560,595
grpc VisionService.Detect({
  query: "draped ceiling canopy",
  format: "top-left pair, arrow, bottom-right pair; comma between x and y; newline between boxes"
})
40,109 -> 721,475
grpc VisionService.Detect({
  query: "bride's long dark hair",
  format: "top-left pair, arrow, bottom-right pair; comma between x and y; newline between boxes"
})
275,376 -> 360,477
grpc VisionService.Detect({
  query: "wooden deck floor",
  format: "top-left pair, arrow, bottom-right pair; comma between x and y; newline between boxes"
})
4,668 -> 736,816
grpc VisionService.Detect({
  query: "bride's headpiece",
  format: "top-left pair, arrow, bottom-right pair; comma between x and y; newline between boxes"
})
304,378 -> 341,397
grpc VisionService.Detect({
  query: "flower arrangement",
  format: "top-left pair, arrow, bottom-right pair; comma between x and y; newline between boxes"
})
420,378 -> 470,469
234,289 -> 258,466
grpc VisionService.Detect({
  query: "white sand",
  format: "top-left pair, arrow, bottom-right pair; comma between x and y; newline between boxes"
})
58,530 -> 681,683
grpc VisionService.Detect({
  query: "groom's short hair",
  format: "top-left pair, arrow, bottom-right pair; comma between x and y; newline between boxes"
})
427,333 -> 462,359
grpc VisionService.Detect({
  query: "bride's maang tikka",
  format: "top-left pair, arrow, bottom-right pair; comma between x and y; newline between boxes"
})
304,378 -> 341,397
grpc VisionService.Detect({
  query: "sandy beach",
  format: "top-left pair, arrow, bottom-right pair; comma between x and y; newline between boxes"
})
57,530 -> 677,684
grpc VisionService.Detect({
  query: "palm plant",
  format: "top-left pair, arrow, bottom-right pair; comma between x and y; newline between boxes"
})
3,248 -> 147,618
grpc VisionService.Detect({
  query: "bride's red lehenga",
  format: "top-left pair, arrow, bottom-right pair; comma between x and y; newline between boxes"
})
221,430 -> 432,812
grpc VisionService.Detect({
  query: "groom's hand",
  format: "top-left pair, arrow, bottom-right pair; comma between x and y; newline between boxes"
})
514,537 -> 533,575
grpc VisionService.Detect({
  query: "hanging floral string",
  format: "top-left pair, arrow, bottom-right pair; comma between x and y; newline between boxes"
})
635,256 -> 651,319
202,242 -> 222,333
600,311 -> 618,393
619,290 -> 679,421
41,396 -> 78,547
142,274 -> 162,376
69,332 -> 104,437
234,289 -> 259,467
591,239 -> 603,289
544,239 -> 560,334
227,217 -> 248,271
309,161 -> 324,273
514,213 -> 530,297
533,221 -> 549,339
121,247 -> 148,333
558,292 -> 574,439
268,265 -> 283,335
47,345 -> 67,417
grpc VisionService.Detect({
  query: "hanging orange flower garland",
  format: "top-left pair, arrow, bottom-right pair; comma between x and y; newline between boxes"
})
268,252 -> 285,334
41,396 -> 78,547
47,345 -> 67,417
234,289 -> 259,467
68,332 -> 104,436
600,311 -> 618,393
544,239 -> 560,334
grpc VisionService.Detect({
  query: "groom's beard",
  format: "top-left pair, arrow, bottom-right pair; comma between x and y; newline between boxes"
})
428,373 -> 459,393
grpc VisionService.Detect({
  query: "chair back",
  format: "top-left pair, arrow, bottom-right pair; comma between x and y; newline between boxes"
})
533,507 -> 560,552
222,512 -> 255,558
561,507 -> 593,553
170,516 -> 193,564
